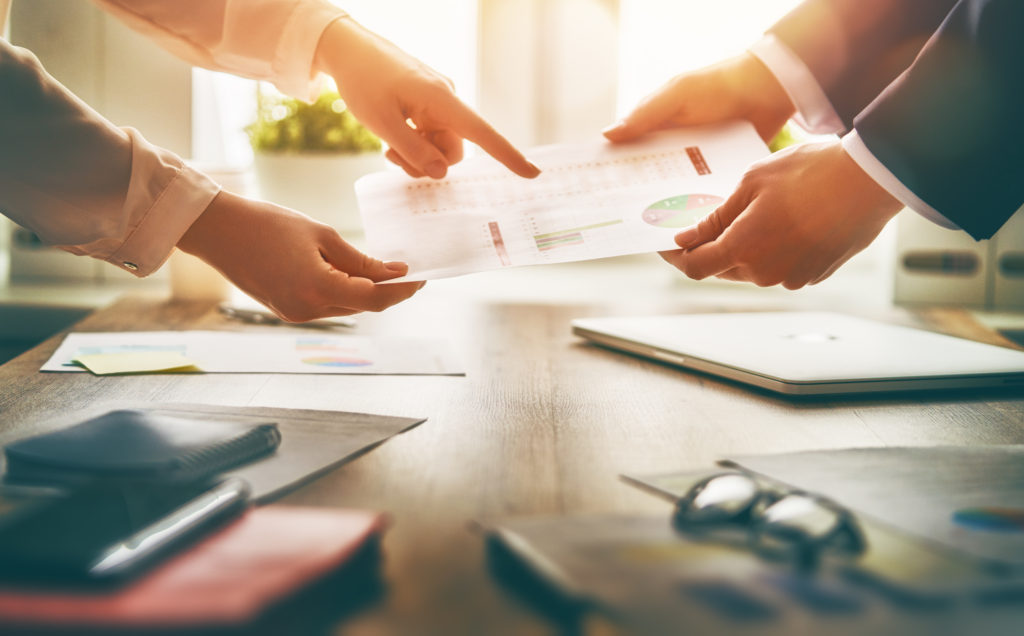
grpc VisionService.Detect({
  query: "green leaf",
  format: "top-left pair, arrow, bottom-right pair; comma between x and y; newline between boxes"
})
246,89 -> 382,154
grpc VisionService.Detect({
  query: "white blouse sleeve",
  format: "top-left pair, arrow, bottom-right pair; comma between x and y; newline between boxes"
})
0,39 -> 220,276
92,0 -> 346,99
0,1 -> 348,277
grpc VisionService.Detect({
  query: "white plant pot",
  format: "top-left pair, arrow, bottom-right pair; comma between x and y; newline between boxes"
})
253,152 -> 388,234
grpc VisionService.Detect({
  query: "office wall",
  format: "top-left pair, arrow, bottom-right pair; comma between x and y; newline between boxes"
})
6,0 -> 190,282
9,0 -> 192,156
479,0 -> 620,146
1,0 -> 10,38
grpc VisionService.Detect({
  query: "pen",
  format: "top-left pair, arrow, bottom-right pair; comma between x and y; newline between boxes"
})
218,304 -> 357,329
89,478 -> 251,579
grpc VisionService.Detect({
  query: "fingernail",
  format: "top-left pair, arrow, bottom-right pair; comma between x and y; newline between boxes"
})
675,226 -> 700,248
601,120 -> 625,135
526,162 -> 541,178
426,160 -> 447,179
385,261 -> 408,272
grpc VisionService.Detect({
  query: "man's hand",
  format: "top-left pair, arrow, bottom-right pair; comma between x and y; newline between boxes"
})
603,52 -> 795,144
315,17 -> 539,180
177,191 -> 424,322
659,141 -> 904,289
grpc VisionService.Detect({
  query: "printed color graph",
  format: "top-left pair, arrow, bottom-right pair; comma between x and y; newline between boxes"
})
488,221 -> 511,266
533,220 -> 623,252
953,508 -> 1024,532
295,337 -> 374,367
642,194 -> 723,228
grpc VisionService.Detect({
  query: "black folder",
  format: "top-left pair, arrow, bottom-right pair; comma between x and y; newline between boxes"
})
4,409 -> 281,487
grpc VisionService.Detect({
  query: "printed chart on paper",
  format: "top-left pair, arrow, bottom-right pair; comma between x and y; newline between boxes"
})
356,122 -> 768,281
41,332 -> 464,375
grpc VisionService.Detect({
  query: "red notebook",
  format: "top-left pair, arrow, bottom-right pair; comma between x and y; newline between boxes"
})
0,506 -> 386,631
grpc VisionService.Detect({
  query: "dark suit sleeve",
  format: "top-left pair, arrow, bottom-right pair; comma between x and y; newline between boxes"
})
769,0 -> 956,127
854,0 -> 1024,239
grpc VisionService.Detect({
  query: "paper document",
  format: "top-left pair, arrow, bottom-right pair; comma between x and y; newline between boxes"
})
483,514 -> 877,634
42,332 -> 463,375
130,403 -> 425,501
356,122 -> 768,281
623,466 -> 1024,601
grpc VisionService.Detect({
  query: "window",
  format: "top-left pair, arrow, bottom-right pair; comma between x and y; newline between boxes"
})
332,0 -> 479,106
194,1 -> 804,163
617,0 -> 801,113
193,0 -> 479,166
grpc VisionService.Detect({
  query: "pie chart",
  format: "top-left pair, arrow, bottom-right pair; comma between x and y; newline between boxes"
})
642,194 -> 724,228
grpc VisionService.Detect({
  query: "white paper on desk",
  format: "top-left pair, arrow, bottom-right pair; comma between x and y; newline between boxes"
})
356,122 -> 768,281
41,331 -> 464,375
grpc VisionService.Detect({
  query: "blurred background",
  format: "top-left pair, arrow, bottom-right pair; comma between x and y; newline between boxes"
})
1,0 -> 1021,360
0,0 -> 803,282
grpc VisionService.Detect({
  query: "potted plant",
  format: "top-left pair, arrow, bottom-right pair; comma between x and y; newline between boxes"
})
248,88 -> 386,233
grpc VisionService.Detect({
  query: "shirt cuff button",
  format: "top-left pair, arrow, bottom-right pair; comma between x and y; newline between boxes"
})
122,261 -> 139,271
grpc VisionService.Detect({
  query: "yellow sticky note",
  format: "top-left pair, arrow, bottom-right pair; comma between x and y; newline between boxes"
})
72,352 -> 202,375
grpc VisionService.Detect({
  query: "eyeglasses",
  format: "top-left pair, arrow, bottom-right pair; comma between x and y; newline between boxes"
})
671,471 -> 865,571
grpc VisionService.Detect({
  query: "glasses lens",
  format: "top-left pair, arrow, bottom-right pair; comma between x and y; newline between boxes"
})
760,495 -> 842,541
754,494 -> 864,568
676,473 -> 760,525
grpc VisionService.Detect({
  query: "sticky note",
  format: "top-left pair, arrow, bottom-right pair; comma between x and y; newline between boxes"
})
72,352 -> 202,376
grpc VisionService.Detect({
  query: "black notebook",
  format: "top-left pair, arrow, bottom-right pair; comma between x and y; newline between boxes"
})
3,409 -> 281,487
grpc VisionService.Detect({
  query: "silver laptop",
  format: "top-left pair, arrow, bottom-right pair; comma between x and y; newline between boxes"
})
571,311 -> 1024,396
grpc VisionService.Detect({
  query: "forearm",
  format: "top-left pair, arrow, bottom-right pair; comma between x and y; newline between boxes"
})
176,190 -> 245,264
0,39 -> 218,276
748,34 -> 960,232
853,0 -> 1024,240
92,0 -> 345,99
750,42 -> 962,233
311,14 -> 360,82
749,35 -> 843,135
769,0 -> 956,127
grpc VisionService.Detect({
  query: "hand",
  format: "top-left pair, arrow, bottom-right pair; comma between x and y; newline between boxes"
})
315,17 -> 539,180
659,141 -> 904,289
603,52 -> 795,144
177,191 -> 424,322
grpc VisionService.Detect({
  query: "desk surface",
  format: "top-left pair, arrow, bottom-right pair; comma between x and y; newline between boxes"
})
1,263 -> 1022,635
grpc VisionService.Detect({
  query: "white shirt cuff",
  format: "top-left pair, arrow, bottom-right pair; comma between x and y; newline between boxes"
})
271,2 -> 348,100
749,34 -> 845,135
60,128 -> 222,277
842,130 -> 960,230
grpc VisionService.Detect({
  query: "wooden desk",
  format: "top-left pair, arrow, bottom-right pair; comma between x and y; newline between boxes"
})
1,268 -> 1022,635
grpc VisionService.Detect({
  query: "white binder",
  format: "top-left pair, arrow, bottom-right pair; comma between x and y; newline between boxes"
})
893,210 -> 991,307
894,205 -> 1024,309
993,207 -> 1024,310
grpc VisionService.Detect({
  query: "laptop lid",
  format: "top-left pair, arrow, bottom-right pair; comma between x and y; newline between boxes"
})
571,312 -> 1024,396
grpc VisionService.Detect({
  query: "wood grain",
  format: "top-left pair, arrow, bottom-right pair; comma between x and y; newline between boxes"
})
0,291 -> 1021,635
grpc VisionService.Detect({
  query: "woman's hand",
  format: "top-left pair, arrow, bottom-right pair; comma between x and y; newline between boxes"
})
315,16 -> 539,180
178,191 -> 424,322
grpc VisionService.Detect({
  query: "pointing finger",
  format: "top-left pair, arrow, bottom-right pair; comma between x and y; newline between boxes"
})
444,100 -> 540,178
